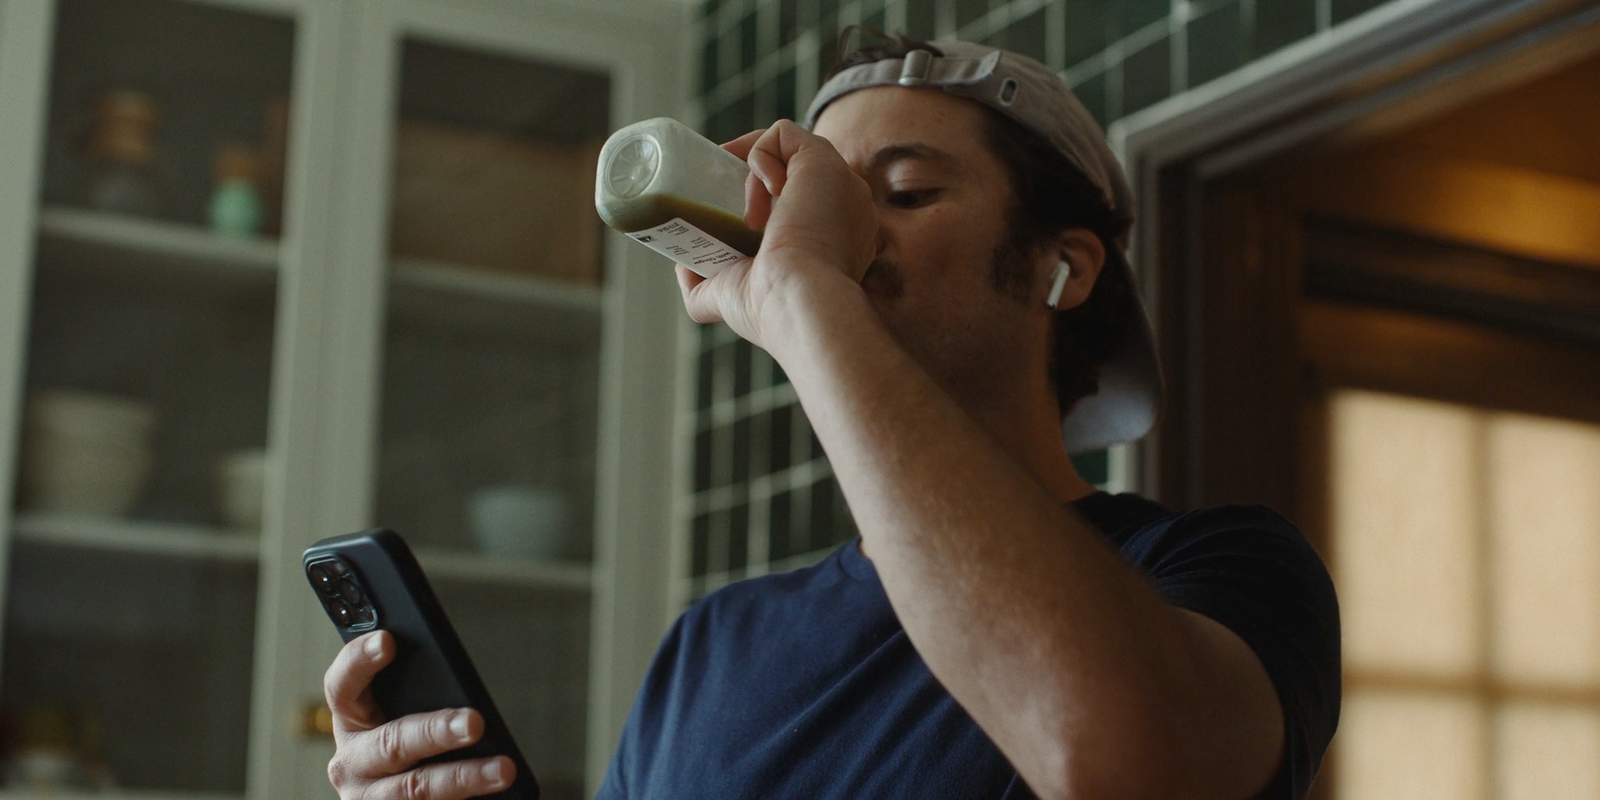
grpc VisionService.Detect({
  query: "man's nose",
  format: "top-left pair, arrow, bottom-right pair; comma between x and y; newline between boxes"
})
874,226 -> 892,260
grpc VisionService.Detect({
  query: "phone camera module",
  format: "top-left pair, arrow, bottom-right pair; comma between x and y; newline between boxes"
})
309,558 -> 375,629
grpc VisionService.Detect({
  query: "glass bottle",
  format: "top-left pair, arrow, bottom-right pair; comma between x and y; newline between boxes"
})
208,144 -> 263,238
594,117 -> 761,277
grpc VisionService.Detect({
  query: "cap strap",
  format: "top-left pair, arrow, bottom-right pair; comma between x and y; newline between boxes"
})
806,50 -> 1002,127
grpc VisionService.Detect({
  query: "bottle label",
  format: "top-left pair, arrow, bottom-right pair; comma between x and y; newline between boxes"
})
626,218 -> 745,278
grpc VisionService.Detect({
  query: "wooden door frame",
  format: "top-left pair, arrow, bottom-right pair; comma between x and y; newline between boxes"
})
1109,2 -> 1600,796
1106,0 -> 1600,511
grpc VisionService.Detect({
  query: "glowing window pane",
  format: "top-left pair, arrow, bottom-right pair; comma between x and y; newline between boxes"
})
1495,702 -> 1600,800
1487,414 -> 1600,685
1337,689 -> 1487,800
1331,390 -> 1481,675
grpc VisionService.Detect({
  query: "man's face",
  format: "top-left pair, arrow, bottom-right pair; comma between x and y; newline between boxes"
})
812,86 -> 1053,403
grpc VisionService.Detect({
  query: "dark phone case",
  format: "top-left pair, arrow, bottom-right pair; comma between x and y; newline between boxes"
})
303,528 -> 539,799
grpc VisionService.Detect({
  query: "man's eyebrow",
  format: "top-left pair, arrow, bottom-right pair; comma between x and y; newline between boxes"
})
866,143 -> 958,173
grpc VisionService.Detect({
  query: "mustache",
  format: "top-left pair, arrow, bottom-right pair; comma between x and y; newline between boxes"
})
861,255 -> 905,300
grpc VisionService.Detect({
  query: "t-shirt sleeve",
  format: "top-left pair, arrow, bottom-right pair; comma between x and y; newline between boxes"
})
1128,505 -> 1342,799
592,611 -> 694,800
593,752 -> 626,800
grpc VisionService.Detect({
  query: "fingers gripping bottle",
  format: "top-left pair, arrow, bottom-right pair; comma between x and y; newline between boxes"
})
595,118 -> 762,278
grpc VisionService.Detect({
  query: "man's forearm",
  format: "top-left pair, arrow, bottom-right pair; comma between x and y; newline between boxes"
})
762,269 -> 1281,798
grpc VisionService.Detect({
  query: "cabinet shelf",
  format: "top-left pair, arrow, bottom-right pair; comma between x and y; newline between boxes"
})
393,257 -> 601,311
413,546 -> 592,592
11,513 -> 260,562
388,257 -> 603,346
35,206 -> 279,288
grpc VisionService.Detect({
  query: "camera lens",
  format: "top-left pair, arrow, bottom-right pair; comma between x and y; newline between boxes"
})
309,563 -> 336,591
337,579 -> 363,604
354,605 -> 376,625
330,561 -> 349,575
328,599 -> 353,626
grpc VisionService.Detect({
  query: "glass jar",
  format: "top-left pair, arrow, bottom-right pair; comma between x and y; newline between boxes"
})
83,90 -> 163,217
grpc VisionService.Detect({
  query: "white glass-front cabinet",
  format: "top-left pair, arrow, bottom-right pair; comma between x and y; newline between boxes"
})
0,0 -> 688,797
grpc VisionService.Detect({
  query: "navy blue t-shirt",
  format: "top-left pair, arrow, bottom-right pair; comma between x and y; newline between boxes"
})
597,493 -> 1341,798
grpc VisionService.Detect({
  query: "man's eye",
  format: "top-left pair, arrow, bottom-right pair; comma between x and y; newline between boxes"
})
885,189 -> 939,208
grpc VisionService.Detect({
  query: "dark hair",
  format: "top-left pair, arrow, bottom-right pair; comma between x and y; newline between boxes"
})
827,31 -> 1137,416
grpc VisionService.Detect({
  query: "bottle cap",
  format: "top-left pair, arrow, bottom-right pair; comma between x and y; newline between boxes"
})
605,134 -> 661,199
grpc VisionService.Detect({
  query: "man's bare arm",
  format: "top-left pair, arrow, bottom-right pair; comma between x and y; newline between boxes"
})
762,271 -> 1283,798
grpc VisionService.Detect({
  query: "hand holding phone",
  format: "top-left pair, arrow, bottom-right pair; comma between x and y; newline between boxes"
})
308,528 -> 539,799
323,631 -> 515,798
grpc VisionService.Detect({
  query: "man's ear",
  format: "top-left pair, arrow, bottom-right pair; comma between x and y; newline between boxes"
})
1044,228 -> 1105,311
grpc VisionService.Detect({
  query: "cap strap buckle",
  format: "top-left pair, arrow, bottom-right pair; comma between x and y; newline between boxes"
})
898,50 -> 934,86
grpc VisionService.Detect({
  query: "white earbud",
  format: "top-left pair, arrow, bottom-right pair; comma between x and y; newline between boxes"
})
1046,260 -> 1072,309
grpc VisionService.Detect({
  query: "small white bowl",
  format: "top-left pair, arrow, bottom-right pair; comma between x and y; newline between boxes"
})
22,441 -> 152,517
27,390 -> 156,447
218,447 -> 268,529
467,486 -> 570,559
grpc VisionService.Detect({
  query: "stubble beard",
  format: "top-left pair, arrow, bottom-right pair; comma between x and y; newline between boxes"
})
857,231 -> 1041,411
858,228 -> 1035,305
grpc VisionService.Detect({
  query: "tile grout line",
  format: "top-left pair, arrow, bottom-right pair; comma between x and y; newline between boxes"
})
1170,0 -> 1189,94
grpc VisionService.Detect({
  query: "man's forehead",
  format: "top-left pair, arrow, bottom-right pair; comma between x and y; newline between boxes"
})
811,87 -> 990,163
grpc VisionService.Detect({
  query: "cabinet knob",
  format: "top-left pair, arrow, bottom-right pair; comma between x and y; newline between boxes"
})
302,701 -> 335,738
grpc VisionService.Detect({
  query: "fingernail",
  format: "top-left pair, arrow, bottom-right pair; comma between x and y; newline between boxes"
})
450,710 -> 471,742
482,759 -> 505,785
364,634 -> 383,658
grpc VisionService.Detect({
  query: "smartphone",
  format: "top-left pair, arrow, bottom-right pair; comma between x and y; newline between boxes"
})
304,528 -> 539,799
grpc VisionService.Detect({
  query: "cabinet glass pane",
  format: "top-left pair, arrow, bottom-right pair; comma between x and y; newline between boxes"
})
40,0 -> 294,234
2,0 -> 293,793
376,38 -> 610,800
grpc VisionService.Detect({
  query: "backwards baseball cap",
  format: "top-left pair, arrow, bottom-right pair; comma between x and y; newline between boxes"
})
802,40 -> 1164,454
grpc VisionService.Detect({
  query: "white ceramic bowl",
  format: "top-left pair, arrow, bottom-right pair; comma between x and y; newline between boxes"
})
3,746 -> 93,791
467,486 -> 570,559
27,390 -> 156,448
22,440 -> 152,517
20,391 -> 157,517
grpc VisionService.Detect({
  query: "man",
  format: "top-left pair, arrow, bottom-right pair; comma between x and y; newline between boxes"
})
323,36 -> 1340,799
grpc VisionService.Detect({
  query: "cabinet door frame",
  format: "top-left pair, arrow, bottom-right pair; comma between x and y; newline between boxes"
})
0,0 -> 354,795
324,0 -> 690,793
0,0 -> 55,681
238,1 -> 369,797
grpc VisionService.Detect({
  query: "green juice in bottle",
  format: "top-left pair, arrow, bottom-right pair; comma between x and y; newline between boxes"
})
594,118 -> 762,277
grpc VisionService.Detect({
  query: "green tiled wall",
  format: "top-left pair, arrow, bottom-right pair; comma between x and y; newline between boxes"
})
697,0 -> 1400,134
685,0 -> 1401,591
